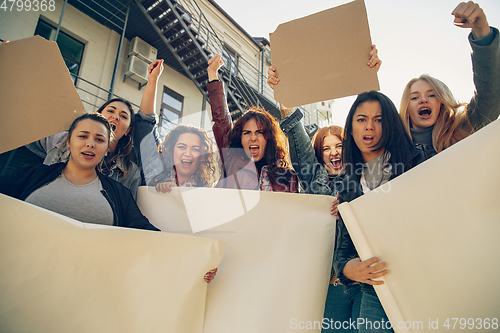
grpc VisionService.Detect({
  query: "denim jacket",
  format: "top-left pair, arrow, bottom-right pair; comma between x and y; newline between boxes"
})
280,107 -> 344,196
132,110 -> 171,187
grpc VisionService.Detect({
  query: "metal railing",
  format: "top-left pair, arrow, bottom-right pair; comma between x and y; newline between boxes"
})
171,0 -> 277,108
72,74 -> 140,111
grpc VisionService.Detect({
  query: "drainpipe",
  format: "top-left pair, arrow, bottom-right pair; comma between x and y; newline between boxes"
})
260,49 -> 264,94
200,95 -> 207,129
53,0 -> 68,42
108,0 -> 131,100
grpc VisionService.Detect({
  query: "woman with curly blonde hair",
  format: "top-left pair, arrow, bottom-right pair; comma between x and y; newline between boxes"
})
154,124 -> 220,193
399,1 -> 500,157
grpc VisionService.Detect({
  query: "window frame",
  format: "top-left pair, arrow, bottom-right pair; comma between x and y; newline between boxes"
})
158,86 -> 184,137
33,18 -> 85,84
222,44 -> 239,75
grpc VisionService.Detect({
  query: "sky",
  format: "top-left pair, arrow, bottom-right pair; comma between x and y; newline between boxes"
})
213,0 -> 500,126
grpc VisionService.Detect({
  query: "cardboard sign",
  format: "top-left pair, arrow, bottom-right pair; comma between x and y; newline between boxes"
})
0,36 -> 85,154
270,0 -> 379,107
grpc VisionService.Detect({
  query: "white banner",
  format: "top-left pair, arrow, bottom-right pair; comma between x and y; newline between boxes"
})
0,195 -> 225,333
137,187 -> 336,333
339,120 -> 500,333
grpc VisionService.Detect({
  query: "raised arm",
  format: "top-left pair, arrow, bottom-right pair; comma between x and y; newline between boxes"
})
269,66 -> 326,192
453,2 -> 500,129
207,55 -> 233,154
134,59 -> 163,154
140,59 -> 164,115
452,1 -> 490,39
133,60 -> 165,185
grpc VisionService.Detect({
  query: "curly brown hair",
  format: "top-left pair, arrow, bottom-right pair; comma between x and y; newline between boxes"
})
160,124 -> 220,187
229,106 -> 291,184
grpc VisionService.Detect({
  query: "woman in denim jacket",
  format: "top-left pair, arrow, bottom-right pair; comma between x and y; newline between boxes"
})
334,90 -> 420,333
267,47 -> 380,332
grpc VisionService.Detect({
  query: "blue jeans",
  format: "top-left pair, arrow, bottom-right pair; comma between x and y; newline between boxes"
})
322,284 -> 352,332
358,292 -> 394,333
346,284 -> 362,333
322,283 -> 361,333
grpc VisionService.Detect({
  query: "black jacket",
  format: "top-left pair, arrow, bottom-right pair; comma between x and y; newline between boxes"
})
0,163 -> 159,231
333,145 -> 429,289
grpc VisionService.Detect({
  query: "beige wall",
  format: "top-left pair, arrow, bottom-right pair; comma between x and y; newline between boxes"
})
0,0 -> 292,132
0,0 -> 206,129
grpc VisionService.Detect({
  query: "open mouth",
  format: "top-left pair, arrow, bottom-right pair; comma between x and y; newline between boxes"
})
331,158 -> 342,170
82,151 -> 95,160
363,135 -> 374,145
180,159 -> 193,167
249,145 -> 260,157
110,123 -> 117,131
418,108 -> 432,117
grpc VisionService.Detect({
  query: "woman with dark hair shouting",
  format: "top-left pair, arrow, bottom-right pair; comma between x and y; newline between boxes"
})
206,54 -> 298,192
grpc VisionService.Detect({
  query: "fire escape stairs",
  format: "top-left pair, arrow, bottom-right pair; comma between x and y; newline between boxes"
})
135,0 -> 273,119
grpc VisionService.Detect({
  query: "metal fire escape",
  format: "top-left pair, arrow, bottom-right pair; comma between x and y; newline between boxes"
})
134,0 -> 268,118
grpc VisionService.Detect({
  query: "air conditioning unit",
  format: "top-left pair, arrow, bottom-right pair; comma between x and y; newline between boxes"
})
129,36 -> 157,63
124,55 -> 149,85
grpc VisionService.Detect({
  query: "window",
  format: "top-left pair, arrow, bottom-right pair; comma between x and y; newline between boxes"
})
158,87 -> 184,137
34,19 -> 85,83
222,45 -> 238,75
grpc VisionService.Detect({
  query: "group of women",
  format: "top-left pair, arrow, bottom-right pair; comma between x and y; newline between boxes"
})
0,0 -> 498,330
268,2 -> 500,332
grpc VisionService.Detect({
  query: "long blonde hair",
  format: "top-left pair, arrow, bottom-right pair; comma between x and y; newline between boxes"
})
400,74 -> 472,153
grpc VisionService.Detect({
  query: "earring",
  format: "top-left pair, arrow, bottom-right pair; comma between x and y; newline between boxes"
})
122,135 -> 132,149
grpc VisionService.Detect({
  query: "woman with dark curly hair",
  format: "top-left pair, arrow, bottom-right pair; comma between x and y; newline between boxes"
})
153,124 -> 220,193
207,54 -> 298,192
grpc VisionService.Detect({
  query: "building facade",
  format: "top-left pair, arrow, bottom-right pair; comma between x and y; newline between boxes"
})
0,0 -> 332,174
